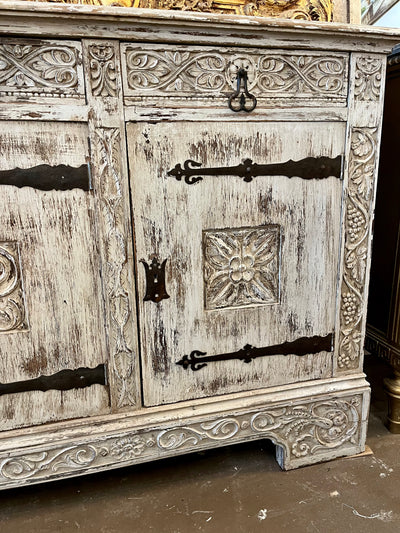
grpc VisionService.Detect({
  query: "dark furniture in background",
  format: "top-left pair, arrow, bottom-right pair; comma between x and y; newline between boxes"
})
367,45 -> 400,433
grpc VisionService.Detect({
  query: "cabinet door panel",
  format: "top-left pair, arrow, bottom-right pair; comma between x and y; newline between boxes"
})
0,121 -> 109,430
127,121 -> 345,406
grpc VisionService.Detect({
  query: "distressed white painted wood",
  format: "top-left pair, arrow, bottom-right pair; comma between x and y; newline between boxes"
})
0,3 -> 398,489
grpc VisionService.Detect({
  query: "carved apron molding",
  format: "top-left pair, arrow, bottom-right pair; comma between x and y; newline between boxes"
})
0,393 -> 363,486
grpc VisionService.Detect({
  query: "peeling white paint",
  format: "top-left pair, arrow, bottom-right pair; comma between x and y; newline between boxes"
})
343,504 -> 394,522
257,509 -> 268,521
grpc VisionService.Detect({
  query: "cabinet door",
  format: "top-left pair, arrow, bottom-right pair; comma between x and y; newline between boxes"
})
127,120 -> 345,406
0,121 -> 109,430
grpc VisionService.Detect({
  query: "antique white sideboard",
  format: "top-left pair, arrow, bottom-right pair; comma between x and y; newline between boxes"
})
0,2 -> 399,490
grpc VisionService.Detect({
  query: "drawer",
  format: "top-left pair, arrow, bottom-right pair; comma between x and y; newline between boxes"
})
121,43 -> 349,109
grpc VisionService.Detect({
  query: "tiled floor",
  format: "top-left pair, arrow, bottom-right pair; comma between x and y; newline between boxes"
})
0,354 -> 399,533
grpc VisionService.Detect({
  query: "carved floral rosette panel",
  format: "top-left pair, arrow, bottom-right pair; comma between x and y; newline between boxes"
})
135,0 -> 333,20
121,45 -> 349,104
0,242 -> 28,333
0,393 -> 362,486
338,128 -> 378,371
203,226 -> 280,310
0,41 -> 84,99
92,127 -> 137,407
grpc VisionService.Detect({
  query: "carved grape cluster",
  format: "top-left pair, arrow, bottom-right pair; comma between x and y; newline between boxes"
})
338,353 -> 351,368
342,291 -> 358,326
347,206 -> 364,242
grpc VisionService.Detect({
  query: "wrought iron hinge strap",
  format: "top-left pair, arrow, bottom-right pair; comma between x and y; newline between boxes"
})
176,334 -> 333,371
0,364 -> 106,397
167,156 -> 343,185
0,163 -> 91,191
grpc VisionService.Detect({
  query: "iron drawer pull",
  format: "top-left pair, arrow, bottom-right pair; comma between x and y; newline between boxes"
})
228,68 -> 257,113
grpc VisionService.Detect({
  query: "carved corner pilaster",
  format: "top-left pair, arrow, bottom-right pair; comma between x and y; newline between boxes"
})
337,128 -> 378,371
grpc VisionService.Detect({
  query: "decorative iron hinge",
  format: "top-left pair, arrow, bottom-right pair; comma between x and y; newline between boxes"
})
176,334 -> 333,371
0,364 -> 106,396
0,163 -> 91,191
167,156 -> 343,185
140,257 -> 170,303
228,68 -> 257,112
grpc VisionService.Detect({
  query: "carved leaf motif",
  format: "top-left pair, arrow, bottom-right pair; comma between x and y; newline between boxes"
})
354,57 -> 382,101
89,45 -> 117,97
134,0 -> 332,20
110,437 -> 146,459
346,245 -> 367,286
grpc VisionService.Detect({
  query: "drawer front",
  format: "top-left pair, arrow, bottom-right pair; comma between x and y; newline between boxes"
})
128,120 -> 345,406
121,44 -> 349,109
0,39 -> 85,102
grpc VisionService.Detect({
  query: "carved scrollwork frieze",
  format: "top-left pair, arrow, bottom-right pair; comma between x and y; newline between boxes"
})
122,46 -> 348,102
0,394 -> 362,485
0,42 -> 84,99
338,128 -> 378,370
0,242 -> 28,333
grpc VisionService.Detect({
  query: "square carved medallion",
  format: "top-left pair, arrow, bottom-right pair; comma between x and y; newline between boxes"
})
203,225 -> 281,310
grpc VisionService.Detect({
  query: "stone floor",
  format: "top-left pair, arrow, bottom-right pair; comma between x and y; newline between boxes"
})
0,353 -> 399,533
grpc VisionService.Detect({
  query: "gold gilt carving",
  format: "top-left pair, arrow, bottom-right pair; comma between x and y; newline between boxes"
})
22,0 -> 333,21
133,0 -> 333,20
